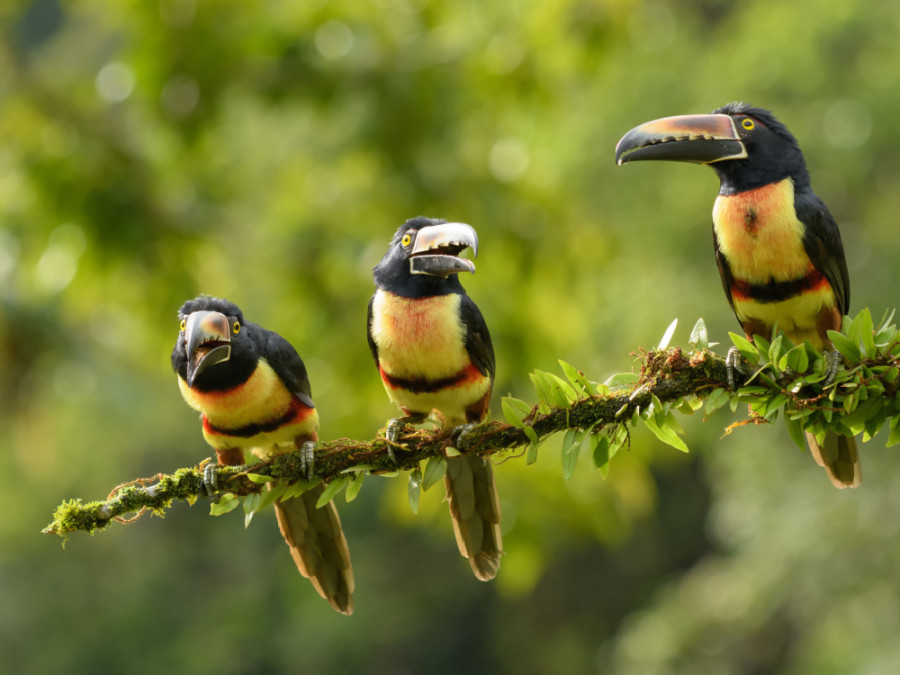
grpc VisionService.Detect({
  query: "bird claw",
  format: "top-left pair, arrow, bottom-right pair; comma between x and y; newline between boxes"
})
823,350 -> 842,387
451,422 -> 479,450
725,346 -> 748,391
384,419 -> 402,465
385,418 -> 403,445
298,440 -> 316,482
202,460 -> 221,503
385,414 -> 428,465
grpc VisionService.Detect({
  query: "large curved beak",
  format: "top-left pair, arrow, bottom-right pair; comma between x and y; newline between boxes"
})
409,222 -> 479,277
615,114 -> 748,165
184,310 -> 231,385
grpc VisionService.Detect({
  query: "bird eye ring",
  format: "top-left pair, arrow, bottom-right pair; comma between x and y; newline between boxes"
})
401,233 -> 413,247
233,321 -> 241,334
741,118 -> 755,130
180,319 -> 186,331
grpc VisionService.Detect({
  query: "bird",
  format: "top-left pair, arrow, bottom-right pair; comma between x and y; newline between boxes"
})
367,217 -> 502,580
615,101 -> 861,489
172,296 -> 354,613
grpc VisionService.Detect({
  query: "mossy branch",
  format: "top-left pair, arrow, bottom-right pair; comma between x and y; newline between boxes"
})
44,309 -> 900,537
43,346 -> 728,537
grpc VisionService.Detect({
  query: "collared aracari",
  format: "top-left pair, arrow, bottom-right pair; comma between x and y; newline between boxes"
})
367,217 -> 502,580
615,102 -> 861,489
172,296 -> 354,613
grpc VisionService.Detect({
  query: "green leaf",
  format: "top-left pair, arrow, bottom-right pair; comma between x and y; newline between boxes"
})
781,344 -> 809,374
316,475 -> 351,508
559,360 -> 592,395
501,396 -> 530,428
729,332 -> 759,362
209,493 -> 239,516
242,492 -> 261,516
784,414 -> 806,451
604,371 -> 640,387
705,387 -> 730,415
345,472 -> 365,503
768,334 -> 784,369
689,317 -> 709,349
751,333 -> 771,358
643,415 -> 689,453
407,468 -> 422,515
561,429 -> 580,480
602,425 -> 629,476
591,434 -> 610,472
848,308 -> 875,358
526,437 -> 545,465
658,318 -> 678,350
887,421 -> 900,447
245,473 -> 273,484
255,482 -> 287,513
545,372 -> 580,407
422,456 -> 447,491
828,330 -> 861,362
531,370 -> 573,408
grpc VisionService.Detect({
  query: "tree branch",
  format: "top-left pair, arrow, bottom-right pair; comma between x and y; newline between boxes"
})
44,312 -> 900,538
44,347 -> 727,536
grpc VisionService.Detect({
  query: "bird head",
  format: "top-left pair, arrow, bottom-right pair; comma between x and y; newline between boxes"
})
372,217 -> 479,296
172,296 -> 257,389
615,102 -> 809,194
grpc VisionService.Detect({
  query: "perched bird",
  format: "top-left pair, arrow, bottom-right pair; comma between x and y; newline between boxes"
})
172,296 -> 354,613
615,102 -> 860,488
367,217 -> 502,580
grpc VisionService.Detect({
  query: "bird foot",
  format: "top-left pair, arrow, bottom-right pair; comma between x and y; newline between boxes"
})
385,414 -> 428,465
298,440 -> 316,482
202,460 -> 221,503
823,350 -> 843,387
450,422 -> 480,450
725,346 -> 748,391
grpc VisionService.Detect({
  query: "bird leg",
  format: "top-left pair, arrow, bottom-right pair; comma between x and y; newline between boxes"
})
296,439 -> 317,483
203,447 -> 245,502
725,346 -> 748,391
450,422 -> 481,451
823,349 -> 843,387
202,460 -> 221,502
385,412 -> 429,464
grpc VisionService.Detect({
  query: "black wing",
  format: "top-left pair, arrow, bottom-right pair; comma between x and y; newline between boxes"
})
713,222 -> 739,316
459,293 -> 495,382
365,295 -> 380,366
258,325 -> 316,409
796,189 -> 850,315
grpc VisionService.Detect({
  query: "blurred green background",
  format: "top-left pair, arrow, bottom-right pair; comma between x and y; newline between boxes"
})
4,1 -> 900,673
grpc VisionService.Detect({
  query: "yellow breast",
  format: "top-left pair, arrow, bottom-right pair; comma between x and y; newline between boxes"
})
370,290 -> 470,380
713,178 -> 812,283
178,358 -> 294,430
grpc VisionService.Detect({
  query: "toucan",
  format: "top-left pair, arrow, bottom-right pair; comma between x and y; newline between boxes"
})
172,296 -> 354,613
615,102 -> 861,488
367,217 -> 502,580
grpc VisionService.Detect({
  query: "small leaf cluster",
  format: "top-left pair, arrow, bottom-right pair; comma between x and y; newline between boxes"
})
709,309 -> 900,450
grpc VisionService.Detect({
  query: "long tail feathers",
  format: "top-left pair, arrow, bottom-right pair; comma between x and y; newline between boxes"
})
273,483 -> 355,614
444,454 -> 502,581
804,431 -> 862,489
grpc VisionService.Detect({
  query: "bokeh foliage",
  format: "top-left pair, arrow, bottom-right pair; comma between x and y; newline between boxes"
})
4,1 -> 900,673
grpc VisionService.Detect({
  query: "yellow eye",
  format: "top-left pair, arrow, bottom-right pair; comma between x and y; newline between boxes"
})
401,233 -> 413,247
233,321 -> 241,334
179,319 -> 186,332
741,118 -> 755,131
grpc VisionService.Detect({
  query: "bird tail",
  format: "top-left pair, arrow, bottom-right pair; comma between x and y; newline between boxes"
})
444,454 -> 502,581
804,430 -> 861,489
273,483 -> 355,614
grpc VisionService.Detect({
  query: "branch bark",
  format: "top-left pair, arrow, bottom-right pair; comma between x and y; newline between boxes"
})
45,347 -> 729,537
